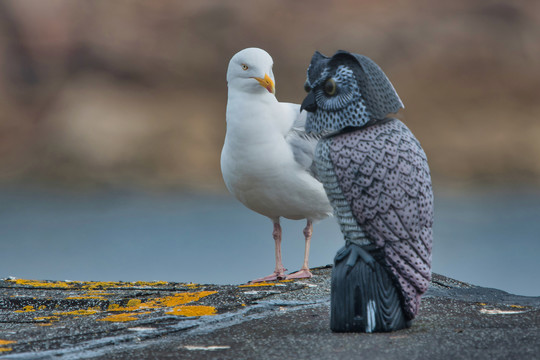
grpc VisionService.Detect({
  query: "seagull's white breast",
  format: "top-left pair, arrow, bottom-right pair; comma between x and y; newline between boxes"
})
221,90 -> 331,221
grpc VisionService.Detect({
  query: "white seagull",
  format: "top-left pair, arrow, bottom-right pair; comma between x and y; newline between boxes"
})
221,48 -> 333,282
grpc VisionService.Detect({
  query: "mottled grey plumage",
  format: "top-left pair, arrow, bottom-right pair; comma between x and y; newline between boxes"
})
285,112 -> 323,178
302,50 -> 433,332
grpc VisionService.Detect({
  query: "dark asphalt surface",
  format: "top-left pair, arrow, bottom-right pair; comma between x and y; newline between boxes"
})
1,267 -> 539,359
108,299 -> 539,360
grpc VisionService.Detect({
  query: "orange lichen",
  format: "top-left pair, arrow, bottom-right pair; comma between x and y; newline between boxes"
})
130,281 -> 168,288
150,291 -> 217,308
98,312 -> 150,322
15,305 -> 35,313
7,278 -> 169,290
34,316 -> 59,321
7,279 -> 218,325
8,279 -> 74,288
55,309 -> 99,316
239,282 -> 277,287
0,340 -> 16,352
127,299 -> 142,307
107,291 -> 217,312
166,305 -> 216,317
34,316 -> 59,326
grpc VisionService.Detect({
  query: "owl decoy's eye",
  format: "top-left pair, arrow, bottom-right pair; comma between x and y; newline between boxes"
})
304,81 -> 311,93
324,78 -> 337,96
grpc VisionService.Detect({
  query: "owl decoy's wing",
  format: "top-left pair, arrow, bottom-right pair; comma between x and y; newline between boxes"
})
328,118 -> 433,318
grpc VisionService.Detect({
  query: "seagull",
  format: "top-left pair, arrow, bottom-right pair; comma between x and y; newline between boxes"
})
221,48 -> 333,283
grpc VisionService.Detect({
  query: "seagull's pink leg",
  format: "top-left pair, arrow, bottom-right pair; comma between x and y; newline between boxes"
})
250,220 -> 287,283
287,220 -> 313,280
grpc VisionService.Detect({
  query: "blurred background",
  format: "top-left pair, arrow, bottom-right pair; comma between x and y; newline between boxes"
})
0,0 -> 539,295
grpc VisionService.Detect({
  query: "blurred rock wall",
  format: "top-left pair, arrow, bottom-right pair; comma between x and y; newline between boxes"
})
0,0 -> 539,189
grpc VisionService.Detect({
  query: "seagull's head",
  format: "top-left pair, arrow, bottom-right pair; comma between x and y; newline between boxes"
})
227,48 -> 275,95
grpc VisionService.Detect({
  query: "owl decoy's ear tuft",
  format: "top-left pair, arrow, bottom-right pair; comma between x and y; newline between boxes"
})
307,51 -> 331,85
330,50 -> 404,120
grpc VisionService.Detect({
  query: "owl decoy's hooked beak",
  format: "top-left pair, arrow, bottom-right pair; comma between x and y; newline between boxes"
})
300,91 -> 317,112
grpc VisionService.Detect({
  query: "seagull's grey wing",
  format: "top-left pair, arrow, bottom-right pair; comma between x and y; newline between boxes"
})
284,107 -> 323,179
327,118 -> 433,319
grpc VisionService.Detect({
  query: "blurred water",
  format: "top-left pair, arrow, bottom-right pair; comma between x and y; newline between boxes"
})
0,185 -> 539,296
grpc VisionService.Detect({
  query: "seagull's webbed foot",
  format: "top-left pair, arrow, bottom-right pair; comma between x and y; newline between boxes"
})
286,268 -> 313,280
250,268 -> 287,283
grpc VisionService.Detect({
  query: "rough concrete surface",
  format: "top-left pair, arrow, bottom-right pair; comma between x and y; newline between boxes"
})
1,266 -> 539,359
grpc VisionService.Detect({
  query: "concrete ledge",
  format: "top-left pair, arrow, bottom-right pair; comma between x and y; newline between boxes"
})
1,266 -> 539,359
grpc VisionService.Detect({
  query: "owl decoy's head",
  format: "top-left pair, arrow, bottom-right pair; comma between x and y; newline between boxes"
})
301,50 -> 404,134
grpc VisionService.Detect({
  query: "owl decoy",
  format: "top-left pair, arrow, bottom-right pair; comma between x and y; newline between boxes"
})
301,51 -> 433,332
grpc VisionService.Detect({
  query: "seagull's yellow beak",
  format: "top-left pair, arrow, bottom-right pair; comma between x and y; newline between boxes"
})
252,74 -> 275,94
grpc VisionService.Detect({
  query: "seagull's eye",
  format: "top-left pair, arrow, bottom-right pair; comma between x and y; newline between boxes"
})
304,81 -> 311,93
324,78 -> 337,96
241,64 -> 249,71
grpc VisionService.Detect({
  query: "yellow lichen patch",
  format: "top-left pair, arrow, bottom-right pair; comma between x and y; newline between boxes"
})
130,281 -> 168,288
38,305 -> 47,310
55,309 -> 99,316
149,291 -> 217,308
166,305 -> 216,317
82,281 -> 134,290
184,283 -> 199,289
34,316 -> 59,326
7,278 -> 169,290
8,279 -> 76,288
98,312 -> 150,322
239,282 -> 277,287
34,316 -> 59,321
127,299 -> 142,307
509,304 -> 526,309
81,280 -> 168,290
107,291 -> 217,312
108,303 -> 121,311
0,339 -> 15,352
15,305 -> 36,313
